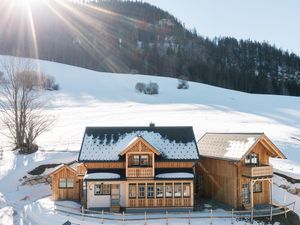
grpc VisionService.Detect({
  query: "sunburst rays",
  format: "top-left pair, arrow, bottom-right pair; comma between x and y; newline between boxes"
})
1,0 -> 148,73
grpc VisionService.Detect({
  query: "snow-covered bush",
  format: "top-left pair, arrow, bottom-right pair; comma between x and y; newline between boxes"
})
177,79 -> 189,89
145,82 -> 159,95
135,82 -> 159,95
41,74 -> 60,91
135,82 -> 146,93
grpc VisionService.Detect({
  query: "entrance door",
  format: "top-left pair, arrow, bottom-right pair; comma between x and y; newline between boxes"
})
242,183 -> 250,204
111,184 -> 120,211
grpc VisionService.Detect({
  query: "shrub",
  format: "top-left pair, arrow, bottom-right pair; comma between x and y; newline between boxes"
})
135,82 -> 159,95
177,79 -> 189,89
145,82 -> 159,95
135,82 -> 146,93
40,73 -> 59,91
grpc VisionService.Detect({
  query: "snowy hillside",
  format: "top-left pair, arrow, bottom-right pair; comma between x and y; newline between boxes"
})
1,56 -> 300,224
1,56 -> 300,159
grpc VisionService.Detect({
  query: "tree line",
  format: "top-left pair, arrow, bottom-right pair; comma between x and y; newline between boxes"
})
0,0 -> 299,95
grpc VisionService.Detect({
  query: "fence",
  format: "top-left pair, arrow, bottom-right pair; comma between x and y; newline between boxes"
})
54,201 -> 295,224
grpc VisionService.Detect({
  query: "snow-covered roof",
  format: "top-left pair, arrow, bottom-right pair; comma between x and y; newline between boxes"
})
156,172 -> 194,179
84,172 -> 120,180
78,126 -> 199,162
197,133 -> 263,161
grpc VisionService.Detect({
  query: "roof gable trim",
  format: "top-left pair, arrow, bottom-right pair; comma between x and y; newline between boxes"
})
119,136 -> 161,156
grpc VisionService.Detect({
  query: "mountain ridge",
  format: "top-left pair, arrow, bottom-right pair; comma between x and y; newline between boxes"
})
0,0 -> 300,95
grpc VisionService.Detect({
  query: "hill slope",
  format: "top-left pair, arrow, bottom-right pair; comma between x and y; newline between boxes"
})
1,55 -> 299,161
0,0 -> 300,95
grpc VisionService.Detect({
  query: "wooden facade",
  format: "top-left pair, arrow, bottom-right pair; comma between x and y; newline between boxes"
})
51,135 -> 197,211
50,165 -> 80,201
196,134 -> 285,209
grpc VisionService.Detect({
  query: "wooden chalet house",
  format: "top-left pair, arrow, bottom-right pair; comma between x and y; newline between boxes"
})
50,125 -> 200,211
196,133 -> 286,210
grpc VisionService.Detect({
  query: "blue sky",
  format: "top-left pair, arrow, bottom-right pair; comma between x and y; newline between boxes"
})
144,0 -> 300,56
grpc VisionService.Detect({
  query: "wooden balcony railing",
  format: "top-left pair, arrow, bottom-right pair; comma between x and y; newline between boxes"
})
127,167 -> 153,178
242,165 -> 273,178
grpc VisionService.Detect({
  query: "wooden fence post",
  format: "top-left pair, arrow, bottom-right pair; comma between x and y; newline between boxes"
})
231,209 -> 234,224
188,210 -> 191,225
251,208 -> 254,223
210,208 -> 213,225
144,211 -> 147,225
101,210 -> 104,224
81,206 -> 84,221
166,211 -> 168,225
284,205 -> 287,219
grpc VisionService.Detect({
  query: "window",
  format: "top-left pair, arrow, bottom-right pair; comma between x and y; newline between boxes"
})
132,155 -> 140,166
183,183 -> 190,197
94,184 -> 111,195
129,184 -> 137,198
94,184 -> 102,195
156,184 -> 164,198
165,183 -> 173,198
102,184 -> 111,195
253,181 -> 263,193
174,183 -> 182,197
245,153 -> 259,166
129,155 -> 151,167
66,178 -> 74,188
138,184 -> 145,198
59,178 -> 73,189
147,184 -> 154,198
242,183 -> 250,204
140,155 -> 149,166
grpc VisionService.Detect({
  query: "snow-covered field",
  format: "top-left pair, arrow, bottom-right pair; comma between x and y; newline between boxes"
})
0,56 -> 300,224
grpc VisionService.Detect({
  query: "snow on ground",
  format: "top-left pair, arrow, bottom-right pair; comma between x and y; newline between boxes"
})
20,197 -> 275,225
273,175 -> 300,216
1,56 -> 300,223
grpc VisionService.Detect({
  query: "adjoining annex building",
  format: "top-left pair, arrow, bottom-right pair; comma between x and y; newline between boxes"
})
50,125 -> 285,212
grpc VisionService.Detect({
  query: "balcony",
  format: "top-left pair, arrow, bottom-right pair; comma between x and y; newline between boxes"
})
242,165 -> 273,178
127,167 -> 153,178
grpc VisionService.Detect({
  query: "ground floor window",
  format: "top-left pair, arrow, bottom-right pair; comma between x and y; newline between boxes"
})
253,181 -> 263,193
174,183 -> 182,197
128,182 -> 192,199
147,184 -> 154,198
59,178 -> 74,189
94,183 -> 111,195
242,183 -> 250,204
165,183 -> 173,198
156,184 -> 164,198
138,184 -> 145,198
183,183 -> 190,197
129,184 -> 137,198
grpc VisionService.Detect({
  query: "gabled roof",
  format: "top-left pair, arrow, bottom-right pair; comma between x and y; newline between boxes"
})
78,126 -> 200,162
119,136 -> 161,156
49,164 -> 77,176
197,133 -> 286,162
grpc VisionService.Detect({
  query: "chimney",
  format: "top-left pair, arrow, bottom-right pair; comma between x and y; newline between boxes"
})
149,122 -> 155,128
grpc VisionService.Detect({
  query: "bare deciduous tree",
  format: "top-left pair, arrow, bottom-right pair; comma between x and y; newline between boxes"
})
0,58 -> 55,154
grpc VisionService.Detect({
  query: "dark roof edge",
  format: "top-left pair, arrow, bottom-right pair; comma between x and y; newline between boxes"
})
78,128 -> 88,162
85,126 -> 194,129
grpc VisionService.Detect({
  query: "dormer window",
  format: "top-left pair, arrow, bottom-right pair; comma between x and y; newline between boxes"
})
129,155 -> 151,167
140,155 -> 149,166
132,155 -> 140,166
245,153 -> 259,167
